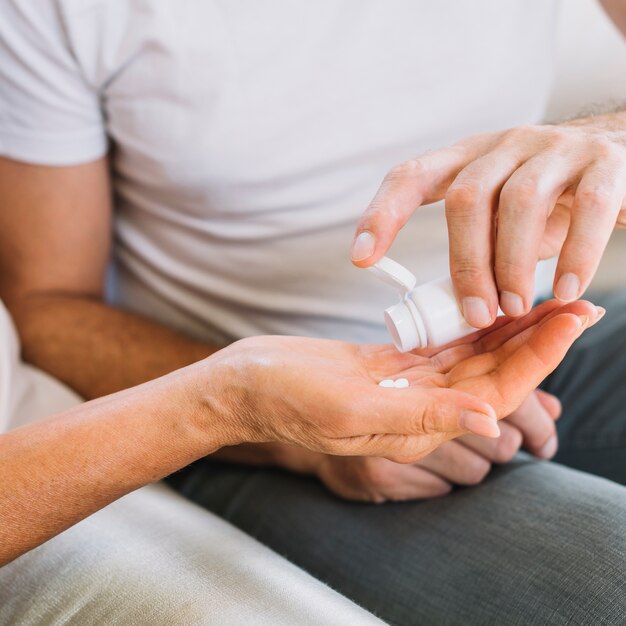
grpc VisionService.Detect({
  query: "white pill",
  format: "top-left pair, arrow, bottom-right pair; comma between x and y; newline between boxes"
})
394,378 -> 409,388
378,379 -> 395,388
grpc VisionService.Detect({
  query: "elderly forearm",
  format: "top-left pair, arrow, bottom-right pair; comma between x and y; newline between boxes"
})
0,361 -> 230,565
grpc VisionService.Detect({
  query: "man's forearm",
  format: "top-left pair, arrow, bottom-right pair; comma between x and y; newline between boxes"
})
562,107 -> 626,128
10,293 -> 215,399
601,0 -> 626,37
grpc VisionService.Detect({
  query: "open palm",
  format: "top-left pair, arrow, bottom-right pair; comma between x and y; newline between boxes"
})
227,299 -> 598,463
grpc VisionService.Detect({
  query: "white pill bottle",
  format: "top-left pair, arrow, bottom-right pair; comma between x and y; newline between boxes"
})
369,257 -> 484,352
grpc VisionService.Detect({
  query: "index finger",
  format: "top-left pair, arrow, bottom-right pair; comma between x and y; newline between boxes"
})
351,145 -> 477,267
475,312 -> 586,416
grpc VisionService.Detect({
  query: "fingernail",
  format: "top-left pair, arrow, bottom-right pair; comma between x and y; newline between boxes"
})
351,231 -> 376,261
578,315 -> 589,329
538,435 -> 558,459
555,273 -> 580,302
459,411 -> 501,438
585,307 -> 605,329
462,297 -> 492,328
500,291 -> 525,317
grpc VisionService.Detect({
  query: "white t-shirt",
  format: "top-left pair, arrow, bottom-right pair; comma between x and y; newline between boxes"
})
0,0 -> 558,345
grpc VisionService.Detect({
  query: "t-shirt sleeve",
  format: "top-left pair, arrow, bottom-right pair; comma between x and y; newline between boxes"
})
0,0 -> 107,165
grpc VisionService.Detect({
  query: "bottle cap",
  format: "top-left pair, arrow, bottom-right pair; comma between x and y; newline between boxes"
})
367,257 -> 416,296
369,256 -> 426,352
385,298 -> 428,352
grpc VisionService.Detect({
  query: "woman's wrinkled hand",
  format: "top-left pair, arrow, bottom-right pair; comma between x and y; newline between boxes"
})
315,388 -> 561,503
204,299 -> 601,464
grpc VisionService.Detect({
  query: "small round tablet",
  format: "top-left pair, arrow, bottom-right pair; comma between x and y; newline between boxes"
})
394,378 -> 409,388
378,379 -> 395,388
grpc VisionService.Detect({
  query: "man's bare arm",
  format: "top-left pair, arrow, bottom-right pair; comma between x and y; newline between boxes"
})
0,157 -> 215,397
601,0 -> 626,37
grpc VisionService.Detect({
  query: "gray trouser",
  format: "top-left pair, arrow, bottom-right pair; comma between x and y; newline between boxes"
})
167,290 -> 626,626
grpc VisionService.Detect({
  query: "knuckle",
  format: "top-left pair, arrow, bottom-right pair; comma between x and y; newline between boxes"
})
576,185 -> 614,215
544,126 -> 570,145
418,400 -> 443,435
501,176 -> 542,207
361,201 -> 400,229
494,255 -> 535,283
450,263 -> 487,287
492,428 -> 523,463
526,423 -> 557,451
462,457 -> 491,486
500,124 -> 540,145
448,142 -> 471,159
547,134 -> 569,152
387,159 -> 425,182
359,459 -> 390,488
500,127 -> 524,145
446,180 -> 483,213
591,137 -> 621,160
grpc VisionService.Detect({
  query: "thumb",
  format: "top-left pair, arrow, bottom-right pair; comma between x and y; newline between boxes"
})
379,387 -> 499,438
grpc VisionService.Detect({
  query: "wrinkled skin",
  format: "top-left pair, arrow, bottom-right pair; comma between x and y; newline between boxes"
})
212,300 -> 599,477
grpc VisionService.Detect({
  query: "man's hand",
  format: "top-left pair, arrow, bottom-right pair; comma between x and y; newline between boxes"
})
352,115 -> 626,328
313,389 -> 561,502
504,388 -> 561,458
